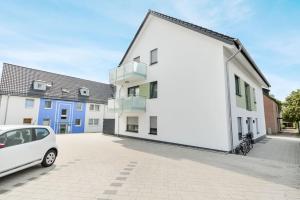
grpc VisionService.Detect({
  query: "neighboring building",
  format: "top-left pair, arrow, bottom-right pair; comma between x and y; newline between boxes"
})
108,10 -> 270,152
0,63 -> 114,133
263,89 -> 281,134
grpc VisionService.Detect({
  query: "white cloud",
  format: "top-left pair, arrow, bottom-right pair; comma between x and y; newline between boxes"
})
267,74 -> 300,101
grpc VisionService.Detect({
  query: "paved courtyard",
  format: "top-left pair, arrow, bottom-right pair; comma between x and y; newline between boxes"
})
0,134 -> 299,200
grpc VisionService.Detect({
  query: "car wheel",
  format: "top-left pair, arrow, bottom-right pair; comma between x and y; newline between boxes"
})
41,149 -> 57,167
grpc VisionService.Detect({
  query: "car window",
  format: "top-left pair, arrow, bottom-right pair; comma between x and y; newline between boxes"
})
1,129 -> 33,147
35,128 -> 50,140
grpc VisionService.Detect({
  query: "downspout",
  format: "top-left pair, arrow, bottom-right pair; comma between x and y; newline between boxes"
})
225,41 -> 243,152
3,94 -> 10,125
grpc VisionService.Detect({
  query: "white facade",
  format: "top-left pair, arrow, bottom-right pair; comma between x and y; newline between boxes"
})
110,13 -> 268,152
0,95 -> 40,125
84,103 -> 114,133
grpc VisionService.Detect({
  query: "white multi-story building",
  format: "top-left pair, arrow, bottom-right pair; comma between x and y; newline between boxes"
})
108,10 -> 270,152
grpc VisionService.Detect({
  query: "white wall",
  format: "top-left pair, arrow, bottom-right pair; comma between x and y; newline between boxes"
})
0,95 -> 40,125
225,48 -> 267,148
114,15 -> 231,151
84,103 -> 104,133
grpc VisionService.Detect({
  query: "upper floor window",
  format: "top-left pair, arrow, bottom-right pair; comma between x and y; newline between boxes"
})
95,104 -> 100,111
235,75 -> 241,96
133,56 -> 140,62
76,103 -> 83,111
44,100 -> 52,109
245,82 -> 251,111
61,109 -> 67,119
150,48 -> 158,65
253,88 -> 256,104
89,104 -> 95,111
128,86 -> 139,97
25,99 -> 34,108
150,81 -> 157,99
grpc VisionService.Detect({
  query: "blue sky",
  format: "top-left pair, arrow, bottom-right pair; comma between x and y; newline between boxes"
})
0,0 -> 299,100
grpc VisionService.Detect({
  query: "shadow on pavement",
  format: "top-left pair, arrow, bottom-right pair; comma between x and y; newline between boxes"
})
113,136 -> 300,190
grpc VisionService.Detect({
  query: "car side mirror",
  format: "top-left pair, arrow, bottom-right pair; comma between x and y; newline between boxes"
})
0,143 -> 5,149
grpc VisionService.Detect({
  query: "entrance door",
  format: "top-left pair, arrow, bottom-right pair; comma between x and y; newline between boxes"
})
59,124 -> 68,134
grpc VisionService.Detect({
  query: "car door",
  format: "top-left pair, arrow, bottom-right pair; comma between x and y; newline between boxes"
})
0,128 -> 36,174
29,128 -> 52,160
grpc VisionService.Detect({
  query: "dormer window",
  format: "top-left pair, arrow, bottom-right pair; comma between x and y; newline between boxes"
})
33,80 -> 47,91
79,87 -> 89,96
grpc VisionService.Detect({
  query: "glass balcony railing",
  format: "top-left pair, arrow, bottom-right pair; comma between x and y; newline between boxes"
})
107,96 -> 146,113
109,61 -> 147,85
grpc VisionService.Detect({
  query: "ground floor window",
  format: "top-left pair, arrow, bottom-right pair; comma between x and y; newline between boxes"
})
75,119 -> 81,126
23,118 -> 32,124
127,117 -> 138,133
88,118 -> 99,126
43,118 -> 51,126
237,117 -> 242,140
149,116 -> 157,135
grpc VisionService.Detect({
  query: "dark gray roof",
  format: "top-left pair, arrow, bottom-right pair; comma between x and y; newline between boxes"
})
0,63 -> 114,104
119,10 -> 270,87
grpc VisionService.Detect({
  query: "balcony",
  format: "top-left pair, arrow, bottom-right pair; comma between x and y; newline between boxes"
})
109,61 -> 147,85
108,96 -> 146,113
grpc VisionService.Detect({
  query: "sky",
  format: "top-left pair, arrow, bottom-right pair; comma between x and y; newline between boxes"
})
0,0 -> 299,101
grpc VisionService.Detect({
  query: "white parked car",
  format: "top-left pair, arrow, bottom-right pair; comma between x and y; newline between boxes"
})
0,125 -> 58,178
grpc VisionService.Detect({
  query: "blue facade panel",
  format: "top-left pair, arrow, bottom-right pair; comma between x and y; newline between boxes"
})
38,99 -> 86,133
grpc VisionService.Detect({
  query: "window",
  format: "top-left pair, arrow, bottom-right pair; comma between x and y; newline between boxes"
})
149,116 -> 157,135
88,118 -> 93,125
89,104 -> 95,111
133,56 -> 140,62
44,100 -> 52,109
35,128 -> 50,140
253,88 -> 256,104
237,117 -> 243,140
43,118 -> 51,126
128,86 -> 139,97
0,129 -> 33,147
75,119 -> 81,126
61,109 -> 67,120
76,103 -> 83,111
245,82 -> 251,110
256,118 -> 259,134
23,118 -> 32,124
25,99 -> 34,108
95,104 -> 100,111
94,119 -> 99,125
126,117 -> 138,133
150,81 -> 158,99
235,75 -> 241,96
150,48 -> 158,65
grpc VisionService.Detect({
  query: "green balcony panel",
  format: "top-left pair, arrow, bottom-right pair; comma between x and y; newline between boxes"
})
139,83 -> 150,98
236,80 -> 246,109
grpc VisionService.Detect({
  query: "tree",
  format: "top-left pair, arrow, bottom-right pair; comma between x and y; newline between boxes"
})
282,89 -> 300,134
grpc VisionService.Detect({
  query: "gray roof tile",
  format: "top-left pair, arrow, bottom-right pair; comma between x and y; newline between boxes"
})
0,63 -> 114,104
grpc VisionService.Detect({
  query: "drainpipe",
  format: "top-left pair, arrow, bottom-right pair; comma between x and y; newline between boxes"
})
225,41 -> 243,152
3,94 -> 10,125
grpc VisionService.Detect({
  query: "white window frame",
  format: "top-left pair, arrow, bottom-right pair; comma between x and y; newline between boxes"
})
75,119 -> 81,126
42,118 -> 51,126
44,100 -> 52,109
76,103 -> 83,111
25,99 -> 34,109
